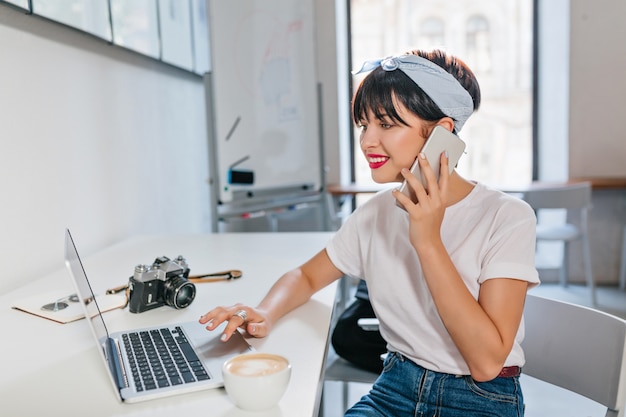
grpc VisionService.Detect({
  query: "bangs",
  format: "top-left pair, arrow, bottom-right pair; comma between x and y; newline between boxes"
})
352,68 -> 408,125
352,67 -> 447,127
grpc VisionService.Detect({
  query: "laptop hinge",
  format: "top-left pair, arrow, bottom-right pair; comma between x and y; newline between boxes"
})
105,337 -> 128,390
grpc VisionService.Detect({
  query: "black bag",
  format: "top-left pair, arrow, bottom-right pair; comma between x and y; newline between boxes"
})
331,280 -> 387,374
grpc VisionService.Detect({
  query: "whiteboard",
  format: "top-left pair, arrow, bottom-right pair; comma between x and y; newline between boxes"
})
207,0 -> 322,203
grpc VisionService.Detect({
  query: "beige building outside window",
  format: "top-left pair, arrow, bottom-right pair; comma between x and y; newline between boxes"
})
350,0 -> 533,191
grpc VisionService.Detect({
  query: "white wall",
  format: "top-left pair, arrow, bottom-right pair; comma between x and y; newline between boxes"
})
0,8 -> 211,293
569,0 -> 626,179
0,3 -> 344,294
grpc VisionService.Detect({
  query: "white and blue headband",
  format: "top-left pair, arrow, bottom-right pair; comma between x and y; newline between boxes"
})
353,54 -> 474,132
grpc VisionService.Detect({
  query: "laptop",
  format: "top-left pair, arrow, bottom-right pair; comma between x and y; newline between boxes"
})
64,229 -> 253,403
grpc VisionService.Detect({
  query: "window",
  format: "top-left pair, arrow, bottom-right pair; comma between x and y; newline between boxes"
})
349,0 -> 533,192
466,15 -> 491,72
419,17 -> 445,49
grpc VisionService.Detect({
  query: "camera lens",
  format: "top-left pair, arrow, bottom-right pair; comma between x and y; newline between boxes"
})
164,276 -> 196,309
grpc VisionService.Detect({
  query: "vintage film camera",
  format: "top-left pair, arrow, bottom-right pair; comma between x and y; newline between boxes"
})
128,255 -> 196,313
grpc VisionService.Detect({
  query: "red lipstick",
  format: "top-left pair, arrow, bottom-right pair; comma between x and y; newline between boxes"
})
367,154 -> 389,169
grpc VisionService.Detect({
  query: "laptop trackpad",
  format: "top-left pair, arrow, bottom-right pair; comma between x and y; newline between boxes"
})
184,322 -> 253,359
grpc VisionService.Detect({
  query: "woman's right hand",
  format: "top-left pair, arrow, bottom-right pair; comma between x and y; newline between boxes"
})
199,303 -> 271,342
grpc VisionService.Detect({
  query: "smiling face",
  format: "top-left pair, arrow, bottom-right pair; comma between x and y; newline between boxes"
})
357,99 -> 433,184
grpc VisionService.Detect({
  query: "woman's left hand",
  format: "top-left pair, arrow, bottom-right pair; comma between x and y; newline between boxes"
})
393,151 -> 449,249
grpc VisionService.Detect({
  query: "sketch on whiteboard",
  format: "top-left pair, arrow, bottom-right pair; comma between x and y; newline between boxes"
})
234,11 -> 303,125
209,0 -> 322,203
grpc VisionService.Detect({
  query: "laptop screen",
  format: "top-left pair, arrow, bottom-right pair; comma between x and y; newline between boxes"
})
65,229 -> 111,345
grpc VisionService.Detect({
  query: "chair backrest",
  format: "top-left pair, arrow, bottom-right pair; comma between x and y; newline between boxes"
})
521,181 -> 592,210
522,294 -> 626,416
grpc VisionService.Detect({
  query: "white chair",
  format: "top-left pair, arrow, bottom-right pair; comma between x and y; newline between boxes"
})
322,293 -> 626,416
321,351 -> 379,414
320,278 -> 380,416
523,293 -> 626,417
522,182 -> 595,304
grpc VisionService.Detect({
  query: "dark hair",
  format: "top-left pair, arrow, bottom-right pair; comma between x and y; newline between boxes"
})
352,49 -> 481,133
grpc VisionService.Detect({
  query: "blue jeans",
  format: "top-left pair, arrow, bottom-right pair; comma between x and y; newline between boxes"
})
345,352 -> 524,417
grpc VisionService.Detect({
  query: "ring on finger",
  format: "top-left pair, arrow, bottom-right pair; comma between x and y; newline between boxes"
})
234,309 -> 248,322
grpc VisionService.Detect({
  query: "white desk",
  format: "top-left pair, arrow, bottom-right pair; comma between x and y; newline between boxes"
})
0,232 -> 336,417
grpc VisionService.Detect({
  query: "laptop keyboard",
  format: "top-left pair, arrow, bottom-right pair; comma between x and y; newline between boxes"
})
122,326 -> 210,392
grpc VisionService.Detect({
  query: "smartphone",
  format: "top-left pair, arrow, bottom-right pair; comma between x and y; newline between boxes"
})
396,125 -> 466,209
357,318 -> 380,331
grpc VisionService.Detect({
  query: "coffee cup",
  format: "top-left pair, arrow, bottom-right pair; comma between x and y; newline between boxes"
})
222,352 -> 292,411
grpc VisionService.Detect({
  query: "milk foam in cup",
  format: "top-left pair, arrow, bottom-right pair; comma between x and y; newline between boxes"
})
222,352 -> 291,411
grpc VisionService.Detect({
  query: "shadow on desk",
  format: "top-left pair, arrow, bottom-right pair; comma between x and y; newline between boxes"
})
2,344 -> 288,417
1,347 -> 122,415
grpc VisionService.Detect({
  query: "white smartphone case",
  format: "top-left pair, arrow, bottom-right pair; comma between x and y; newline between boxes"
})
396,125 -> 466,209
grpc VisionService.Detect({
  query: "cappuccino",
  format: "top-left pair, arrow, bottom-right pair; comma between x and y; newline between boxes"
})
224,353 -> 289,377
222,352 -> 291,411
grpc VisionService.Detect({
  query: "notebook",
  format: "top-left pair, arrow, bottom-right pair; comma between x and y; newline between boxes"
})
64,229 -> 253,403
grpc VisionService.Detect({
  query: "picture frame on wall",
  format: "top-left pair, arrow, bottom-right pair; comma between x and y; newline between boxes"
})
2,0 -> 210,75
158,0 -> 193,71
110,0 -> 160,59
190,0 -> 210,74
31,0 -> 112,41
1,0 -> 30,12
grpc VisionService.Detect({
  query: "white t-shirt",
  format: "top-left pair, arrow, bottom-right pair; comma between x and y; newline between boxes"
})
326,182 -> 540,375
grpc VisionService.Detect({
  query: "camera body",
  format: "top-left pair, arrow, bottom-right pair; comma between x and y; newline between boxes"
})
128,255 -> 196,313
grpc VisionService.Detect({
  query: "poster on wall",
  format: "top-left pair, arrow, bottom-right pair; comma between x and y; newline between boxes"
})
0,0 -> 30,10
158,0 -> 193,71
1,0 -> 30,11
31,0 -> 111,41
190,0 -> 210,74
110,0 -> 160,59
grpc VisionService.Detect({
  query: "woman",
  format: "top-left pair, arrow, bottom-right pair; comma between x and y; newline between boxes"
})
200,49 -> 539,416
